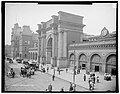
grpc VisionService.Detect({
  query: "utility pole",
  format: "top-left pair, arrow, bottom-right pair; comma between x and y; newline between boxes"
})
72,41 -> 76,91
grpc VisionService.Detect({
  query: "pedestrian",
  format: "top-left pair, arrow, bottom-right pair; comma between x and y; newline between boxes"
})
66,68 -> 68,73
53,68 -> 55,75
58,70 -> 60,75
69,83 -> 73,91
93,76 -> 95,84
84,74 -> 86,81
52,74 -> 55,81
97,76 -> 99,83
48,84 -> 52,92
47,66 -> 49,72
88,77 -> 91,90
60,88 -> 64,92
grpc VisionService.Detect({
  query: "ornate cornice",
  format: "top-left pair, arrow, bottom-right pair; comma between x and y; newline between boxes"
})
68,44 -> 116,50
58,20 -> 85,28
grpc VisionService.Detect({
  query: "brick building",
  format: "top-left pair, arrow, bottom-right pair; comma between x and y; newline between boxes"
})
11,23 -> 38,60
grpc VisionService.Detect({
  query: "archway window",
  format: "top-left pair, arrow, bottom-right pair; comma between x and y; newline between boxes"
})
90,54 -> 102,72
33,53 -> 34,60
25,54 -> 27,58
46,37 -> 53,64
79,54 -> 87,70
106,54 -> 116,75
36,53 -> 37,60
91,54 -> 101,63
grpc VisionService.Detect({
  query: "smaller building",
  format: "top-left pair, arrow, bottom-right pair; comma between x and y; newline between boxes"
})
11,23 -> 39,60
5,44 -> 11,58
68,27 -> 116,75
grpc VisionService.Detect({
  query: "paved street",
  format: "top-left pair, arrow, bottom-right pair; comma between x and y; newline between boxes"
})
5,61 -> 116,92
5,62 -> 89,92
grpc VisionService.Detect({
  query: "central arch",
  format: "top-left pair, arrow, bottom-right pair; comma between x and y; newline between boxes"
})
46,37 -> 52,64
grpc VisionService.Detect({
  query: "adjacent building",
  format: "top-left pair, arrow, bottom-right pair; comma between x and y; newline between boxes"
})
11,23 -> 38,60
5,44 -> 11,58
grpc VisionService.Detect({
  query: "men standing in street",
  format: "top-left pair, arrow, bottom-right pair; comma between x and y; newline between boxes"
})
48,84 -> 52,92
97,76 -> 99,83
69,83 -> 73,91
52,74 -> 55,81
66,68 -> 68,73
47,66 -> 49,72
84,74 -> 86,81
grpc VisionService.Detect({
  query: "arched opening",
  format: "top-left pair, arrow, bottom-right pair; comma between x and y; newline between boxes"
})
106,54 -> 116,75
90,54 -> 102,72
33,53 -> 34,60
69,53 -> 75,69
46,37 -> 52,64
25,54 -> 27,59
36,53 -> 37,60
31,53 -> 32,60
78,54 -> 87,70
20,54 -> 21,59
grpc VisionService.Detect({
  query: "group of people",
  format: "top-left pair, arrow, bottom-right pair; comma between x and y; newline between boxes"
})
7,68 -> 15,78
46,82 -> 75,92
83,73 -> 100,90
20,67 -> 35,78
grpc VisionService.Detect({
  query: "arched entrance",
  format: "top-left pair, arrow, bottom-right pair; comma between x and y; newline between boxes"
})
90,54 -> 102,72
78,54 -> 87,70
46,37 -> 52,64
69,53 -> 75,69
106,54 -> 116,75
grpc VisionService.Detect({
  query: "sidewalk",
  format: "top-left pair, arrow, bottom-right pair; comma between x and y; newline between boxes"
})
44,65 -> 116,91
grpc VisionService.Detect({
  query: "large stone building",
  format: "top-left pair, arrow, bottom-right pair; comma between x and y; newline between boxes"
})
11,23 -> 38,60
36,11 -> 116,75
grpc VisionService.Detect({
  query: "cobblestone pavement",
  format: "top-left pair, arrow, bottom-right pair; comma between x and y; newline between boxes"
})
5,62 -> 90,92
4,62 -> 116,92
5,71 -> 89,91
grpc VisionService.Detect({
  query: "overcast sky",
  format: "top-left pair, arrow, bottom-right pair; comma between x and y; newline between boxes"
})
5,3 -> 116,45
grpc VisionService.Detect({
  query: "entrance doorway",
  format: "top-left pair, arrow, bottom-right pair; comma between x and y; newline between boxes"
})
95,66 -> 99,72
111,68 -> 116,75
46,37 -> 52,64
82,64 -> 86,69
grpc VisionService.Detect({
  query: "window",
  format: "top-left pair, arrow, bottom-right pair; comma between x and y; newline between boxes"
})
25,47 -> 27,51
28,41 -> 30,44
25,41 -> 27,44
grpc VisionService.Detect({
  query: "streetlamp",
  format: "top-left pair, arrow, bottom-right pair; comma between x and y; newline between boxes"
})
72,41 -> 76,91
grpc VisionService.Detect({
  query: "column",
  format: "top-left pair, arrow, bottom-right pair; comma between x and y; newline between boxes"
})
102,58 -> 106,74
51,15 -> 58,67
57,30 -> 68,68
36,24 -> 41,64
86,56 -> 90,74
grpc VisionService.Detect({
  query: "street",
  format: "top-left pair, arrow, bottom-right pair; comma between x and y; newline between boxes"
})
5,62 -> 89,92
4,61 -> 116,92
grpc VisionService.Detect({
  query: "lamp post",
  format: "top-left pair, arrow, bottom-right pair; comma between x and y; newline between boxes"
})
72,41 -> 75,91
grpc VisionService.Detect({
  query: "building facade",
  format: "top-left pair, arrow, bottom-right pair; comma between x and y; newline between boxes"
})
36,11 -> 116,75
5,44 -> 11,58
68,27 -> 116,75
11,23 -> 38,60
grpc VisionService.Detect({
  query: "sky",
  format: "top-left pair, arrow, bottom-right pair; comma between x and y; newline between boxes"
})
5,3 -> 116,45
